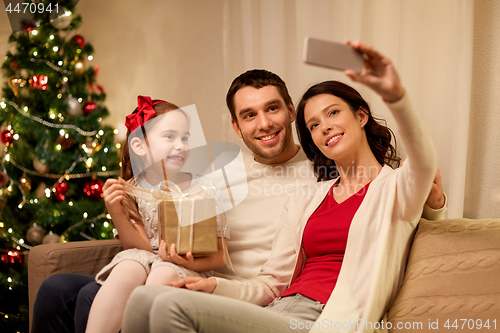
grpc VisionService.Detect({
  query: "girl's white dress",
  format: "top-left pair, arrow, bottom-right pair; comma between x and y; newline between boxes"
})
95,175 -> 229,284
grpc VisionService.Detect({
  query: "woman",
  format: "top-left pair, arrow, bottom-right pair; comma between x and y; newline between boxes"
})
121,40 -> 437,333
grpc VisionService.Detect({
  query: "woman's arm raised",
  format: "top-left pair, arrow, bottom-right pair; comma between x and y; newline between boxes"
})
345,40 -> 437,222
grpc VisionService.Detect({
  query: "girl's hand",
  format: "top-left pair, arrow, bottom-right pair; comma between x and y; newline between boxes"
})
344,40 -> 405,103
103,178 -> 127,216
158,240 -> 173,262
159,241 -> 196,269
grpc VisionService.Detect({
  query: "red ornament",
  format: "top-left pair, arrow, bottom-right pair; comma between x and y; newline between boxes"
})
12,60 -> 18,69
1,249 -> 23,265
83,101 -> 97,116
71,35 -> 86,49
83,179 -> 103,201
88,66 -> 105,94
30,75 -> 49,90
55,180 -> 68,201
1,129 -> 14,145
24,22 -> 34,33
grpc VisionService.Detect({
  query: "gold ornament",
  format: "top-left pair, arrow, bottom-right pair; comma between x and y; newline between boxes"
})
74,59 -> 85,75
26,223 -> 46,244
81,137 -> 102,157
35,182 -> 48,199
33,158 -> 49,173
7,76 -> 26,97
42,231 -> 60,244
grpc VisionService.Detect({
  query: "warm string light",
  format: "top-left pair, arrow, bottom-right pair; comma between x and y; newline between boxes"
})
30,58 -> 71,74
2,155 -> 119,209
61,212 -> 109,238
7,101 -> 98,136
6,155 -> 119,180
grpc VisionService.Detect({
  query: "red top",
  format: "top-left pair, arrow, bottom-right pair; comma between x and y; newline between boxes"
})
280,181 -> 370,304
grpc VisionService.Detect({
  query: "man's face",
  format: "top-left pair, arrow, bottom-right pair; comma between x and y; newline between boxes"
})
231,85 -> 295,163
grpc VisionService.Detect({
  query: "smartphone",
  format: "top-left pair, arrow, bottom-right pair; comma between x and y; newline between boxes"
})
303,37 -> 364,73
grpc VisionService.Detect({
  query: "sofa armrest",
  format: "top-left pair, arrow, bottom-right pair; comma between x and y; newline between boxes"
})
28,239 -> 123,328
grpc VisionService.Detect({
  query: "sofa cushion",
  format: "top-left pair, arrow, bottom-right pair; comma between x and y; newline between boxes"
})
388,218 -> 500,332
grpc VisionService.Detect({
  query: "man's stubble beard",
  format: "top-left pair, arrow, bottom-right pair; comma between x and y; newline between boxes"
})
241,124 -> 293,161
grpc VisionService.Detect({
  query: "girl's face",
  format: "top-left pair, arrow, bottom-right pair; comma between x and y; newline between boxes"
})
144,110 -> 190,174
303,94 -> 367,162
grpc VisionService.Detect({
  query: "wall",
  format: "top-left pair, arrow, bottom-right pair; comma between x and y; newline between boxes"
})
1,0 -> 498,218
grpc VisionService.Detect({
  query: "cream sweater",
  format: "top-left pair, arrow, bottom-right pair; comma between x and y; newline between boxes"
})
214,147 -> 317,279
213,93 -> 438,333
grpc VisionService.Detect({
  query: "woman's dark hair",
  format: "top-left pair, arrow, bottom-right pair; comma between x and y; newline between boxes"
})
295,81 -> 400,181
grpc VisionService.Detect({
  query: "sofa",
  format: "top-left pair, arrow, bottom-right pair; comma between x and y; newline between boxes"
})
28,218 -> 500,332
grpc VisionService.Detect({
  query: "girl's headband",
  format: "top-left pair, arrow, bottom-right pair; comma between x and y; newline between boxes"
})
125,95 -> 170,133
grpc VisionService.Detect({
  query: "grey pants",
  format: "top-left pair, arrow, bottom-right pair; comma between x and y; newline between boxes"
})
122,285 -> 324,333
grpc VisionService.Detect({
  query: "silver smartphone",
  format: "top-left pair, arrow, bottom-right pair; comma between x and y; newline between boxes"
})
303,37 -> 364,73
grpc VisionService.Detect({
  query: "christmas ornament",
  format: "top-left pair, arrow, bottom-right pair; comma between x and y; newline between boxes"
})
67,97 -> 82,116
83,101 -> 97,116
1,249 -> 23,264
1,129 -> 14,145
83,179 -> 103,201
11,60 -> 18,69
50,9 -> 73,29
20,174 -> 32,191
0,170 -> 8,187
55,180 -> 68,201
30,75 -> 49,90
8,76 -> 26,97
33,158 -> 49,173
24,22 -> 34,33
26,223 -> 46,244
88,66 -> 105,94
20,68 -> 29,79
74,59 -> 86,75
43,231 -> 60,244
57,135 -> 74,150
81,137 -> 102,157
71,35 -> 85,49
35,182 -> 48,198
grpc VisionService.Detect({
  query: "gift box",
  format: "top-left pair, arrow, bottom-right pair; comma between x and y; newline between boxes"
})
158,196 -> 218,256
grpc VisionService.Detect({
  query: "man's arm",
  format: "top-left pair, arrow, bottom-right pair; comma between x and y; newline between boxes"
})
423,167 -> 448,220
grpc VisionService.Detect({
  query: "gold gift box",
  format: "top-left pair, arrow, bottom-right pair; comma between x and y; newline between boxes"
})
158,197 -> 218,256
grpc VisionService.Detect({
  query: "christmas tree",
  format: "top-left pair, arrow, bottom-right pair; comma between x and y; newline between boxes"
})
0,1 -> 121,331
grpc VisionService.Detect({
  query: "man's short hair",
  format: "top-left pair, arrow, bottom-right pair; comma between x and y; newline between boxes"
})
226,69 -> 293,123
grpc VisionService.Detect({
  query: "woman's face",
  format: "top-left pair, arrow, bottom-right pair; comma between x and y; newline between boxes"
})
303,94 -> 367,162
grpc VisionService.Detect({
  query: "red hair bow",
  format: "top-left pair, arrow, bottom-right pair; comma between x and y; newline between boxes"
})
125,96 -> 168,133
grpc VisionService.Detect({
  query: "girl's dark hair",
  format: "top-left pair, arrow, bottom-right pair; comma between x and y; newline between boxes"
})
295,81 -> 400,181
120,100 -> 180,224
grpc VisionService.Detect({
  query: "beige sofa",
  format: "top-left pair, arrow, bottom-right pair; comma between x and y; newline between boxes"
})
28,218 -> 500,332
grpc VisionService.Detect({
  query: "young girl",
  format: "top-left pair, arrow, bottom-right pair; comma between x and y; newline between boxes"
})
85,96 -> 229,333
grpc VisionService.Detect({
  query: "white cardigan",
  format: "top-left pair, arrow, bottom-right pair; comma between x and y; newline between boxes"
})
213,93 -> 437,333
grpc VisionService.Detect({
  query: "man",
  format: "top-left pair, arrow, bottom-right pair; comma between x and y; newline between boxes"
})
31,69 -> 446,332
